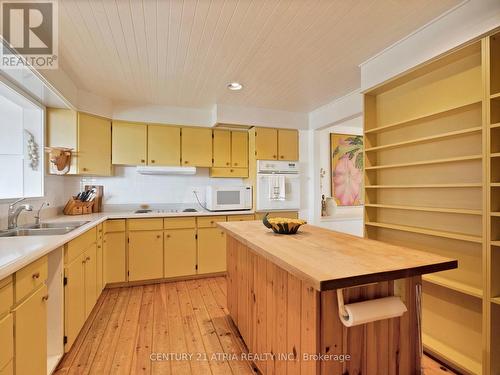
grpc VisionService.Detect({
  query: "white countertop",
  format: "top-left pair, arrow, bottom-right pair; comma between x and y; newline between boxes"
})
0,209 -> 254,280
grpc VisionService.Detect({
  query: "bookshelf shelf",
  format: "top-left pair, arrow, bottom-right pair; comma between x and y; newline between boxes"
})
365,126 -> 482,152
365,221 -> 482,243
365,155 -> 482,170
365,204 -> 481,215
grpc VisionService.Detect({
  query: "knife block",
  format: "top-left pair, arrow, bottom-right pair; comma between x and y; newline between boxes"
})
63,197 -> 94,215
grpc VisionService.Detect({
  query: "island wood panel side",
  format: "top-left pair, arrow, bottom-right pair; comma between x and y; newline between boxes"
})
226,237 -> 421,375
227,236 -> 320,375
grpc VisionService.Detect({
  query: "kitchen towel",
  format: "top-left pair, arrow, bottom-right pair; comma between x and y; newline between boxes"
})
268,175 -> 286,201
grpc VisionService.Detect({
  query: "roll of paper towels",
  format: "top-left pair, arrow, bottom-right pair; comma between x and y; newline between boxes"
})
340,296 -> 407,327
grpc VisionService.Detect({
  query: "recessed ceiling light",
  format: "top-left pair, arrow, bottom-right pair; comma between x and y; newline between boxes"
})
227,82 -> 243,91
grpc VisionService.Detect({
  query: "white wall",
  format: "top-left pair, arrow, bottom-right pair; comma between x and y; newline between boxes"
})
314,116 -> 364,236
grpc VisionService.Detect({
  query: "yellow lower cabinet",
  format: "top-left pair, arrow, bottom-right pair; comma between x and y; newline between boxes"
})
0,313 -> 13,372
164,229 -> 197,278
64,254 -> 85,351
96,237 -> 103,293
128,231 -> 164,281
227,214 -> 255,221
103,232 -> 126,283
84,245 -> 98,318
0,361 -> 12,375
14,285 -> 47,375
197,228 -> 226,274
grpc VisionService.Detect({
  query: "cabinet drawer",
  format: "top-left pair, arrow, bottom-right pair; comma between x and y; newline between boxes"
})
0,360 -> 12,375
104,219 -> 126,233
128,218 -> 163,231
0,314 -> 13,370
197,216 -> 227,228
164,217 -> 196,229
209,167 -> 249,178
66,227 -> 97,264
0,277 -> 13,317
227,214 -> 255,221
14,256 -> 47,303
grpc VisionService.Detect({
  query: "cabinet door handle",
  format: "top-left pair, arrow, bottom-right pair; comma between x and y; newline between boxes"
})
234,162 -> 238,166
32,272 -> 40,279
82,167 -> 88,172
184,160 -> 188,164
151,160 -> 155,163
166,234 -> 171,238
42,295 -> 49,302
82,259 -> 86,264
230,169 -> 234,172
280,155 -> 284,159
97,245 -> 102,249
156,235 -> 161,239
226,162 -> 230,166
141,159 -> 145,163
273,155 -> 277,158
86,256 -> 91,261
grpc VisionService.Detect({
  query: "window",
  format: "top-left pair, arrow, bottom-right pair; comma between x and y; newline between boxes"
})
0,79 -> 44,199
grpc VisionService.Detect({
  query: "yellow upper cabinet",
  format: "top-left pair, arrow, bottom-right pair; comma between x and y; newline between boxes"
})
46,108 -> 78,174
231,131 -> 248,168
255,127 -> 278,160
112,121 -> 147,165
47,109 -> 112,175
181,127 -> 212,167
78,113 -> 112,175
213,130 -> 231,167
277,129 -> 299,161
147,125 -> 181,166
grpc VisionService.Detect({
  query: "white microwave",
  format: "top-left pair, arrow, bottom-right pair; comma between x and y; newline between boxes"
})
205,186 -> 252,211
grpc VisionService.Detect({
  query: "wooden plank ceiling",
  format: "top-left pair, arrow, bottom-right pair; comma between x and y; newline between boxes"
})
59,0 -> 459,112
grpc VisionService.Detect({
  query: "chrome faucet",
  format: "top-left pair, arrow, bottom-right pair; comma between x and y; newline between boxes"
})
7,198 -> 33,230
35,202 -> 49,224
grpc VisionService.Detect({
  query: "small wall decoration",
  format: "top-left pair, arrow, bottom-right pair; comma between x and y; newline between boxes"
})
25,130 -> 39,170
330,133 -> 363,206
45,147 -> 73,175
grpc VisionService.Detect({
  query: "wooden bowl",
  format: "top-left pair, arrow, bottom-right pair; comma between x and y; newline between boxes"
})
262,213 -> 306,234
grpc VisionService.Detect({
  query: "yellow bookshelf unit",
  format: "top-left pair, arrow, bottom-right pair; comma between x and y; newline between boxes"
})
364,31 -> 500,374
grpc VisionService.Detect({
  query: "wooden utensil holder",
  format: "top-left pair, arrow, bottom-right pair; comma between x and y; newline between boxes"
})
63,197 -> 94,215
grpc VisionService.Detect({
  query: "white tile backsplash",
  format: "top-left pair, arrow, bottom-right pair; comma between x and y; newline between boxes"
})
0,174 -> 75,229
73,166 -> 245,206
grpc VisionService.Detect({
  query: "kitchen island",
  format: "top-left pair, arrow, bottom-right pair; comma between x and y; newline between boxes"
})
218,221 -> 457,375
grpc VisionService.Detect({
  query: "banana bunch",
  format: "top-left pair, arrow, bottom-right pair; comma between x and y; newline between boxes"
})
262,213 -> 307,234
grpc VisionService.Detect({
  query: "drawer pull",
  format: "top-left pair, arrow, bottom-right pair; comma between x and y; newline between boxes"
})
86,256 -> 91,261
42,295 -> 49,301
234,163 -> 238,166
82,167 -> 88,171
166,234 -> 171,238
184,160 -> 188,164
156,235 -> 161,239
226,162 -> 230,166
32,272 -> 40,279
141,159 -> 145,163
97,245 -> 102,249
151,160 -> 155,163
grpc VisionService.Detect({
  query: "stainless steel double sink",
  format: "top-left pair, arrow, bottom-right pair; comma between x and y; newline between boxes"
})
0,221 -> 90,237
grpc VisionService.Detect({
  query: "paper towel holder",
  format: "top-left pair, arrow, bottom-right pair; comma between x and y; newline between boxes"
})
336,287 -> 407,325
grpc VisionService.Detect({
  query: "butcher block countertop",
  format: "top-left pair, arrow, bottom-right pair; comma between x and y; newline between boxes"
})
218,221 -> 457,291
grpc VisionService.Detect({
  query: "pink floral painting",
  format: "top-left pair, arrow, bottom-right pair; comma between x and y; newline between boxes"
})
331,134 -> 363,206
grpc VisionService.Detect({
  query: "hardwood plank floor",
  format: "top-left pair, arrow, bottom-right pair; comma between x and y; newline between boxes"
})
55,277 -> 457,375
